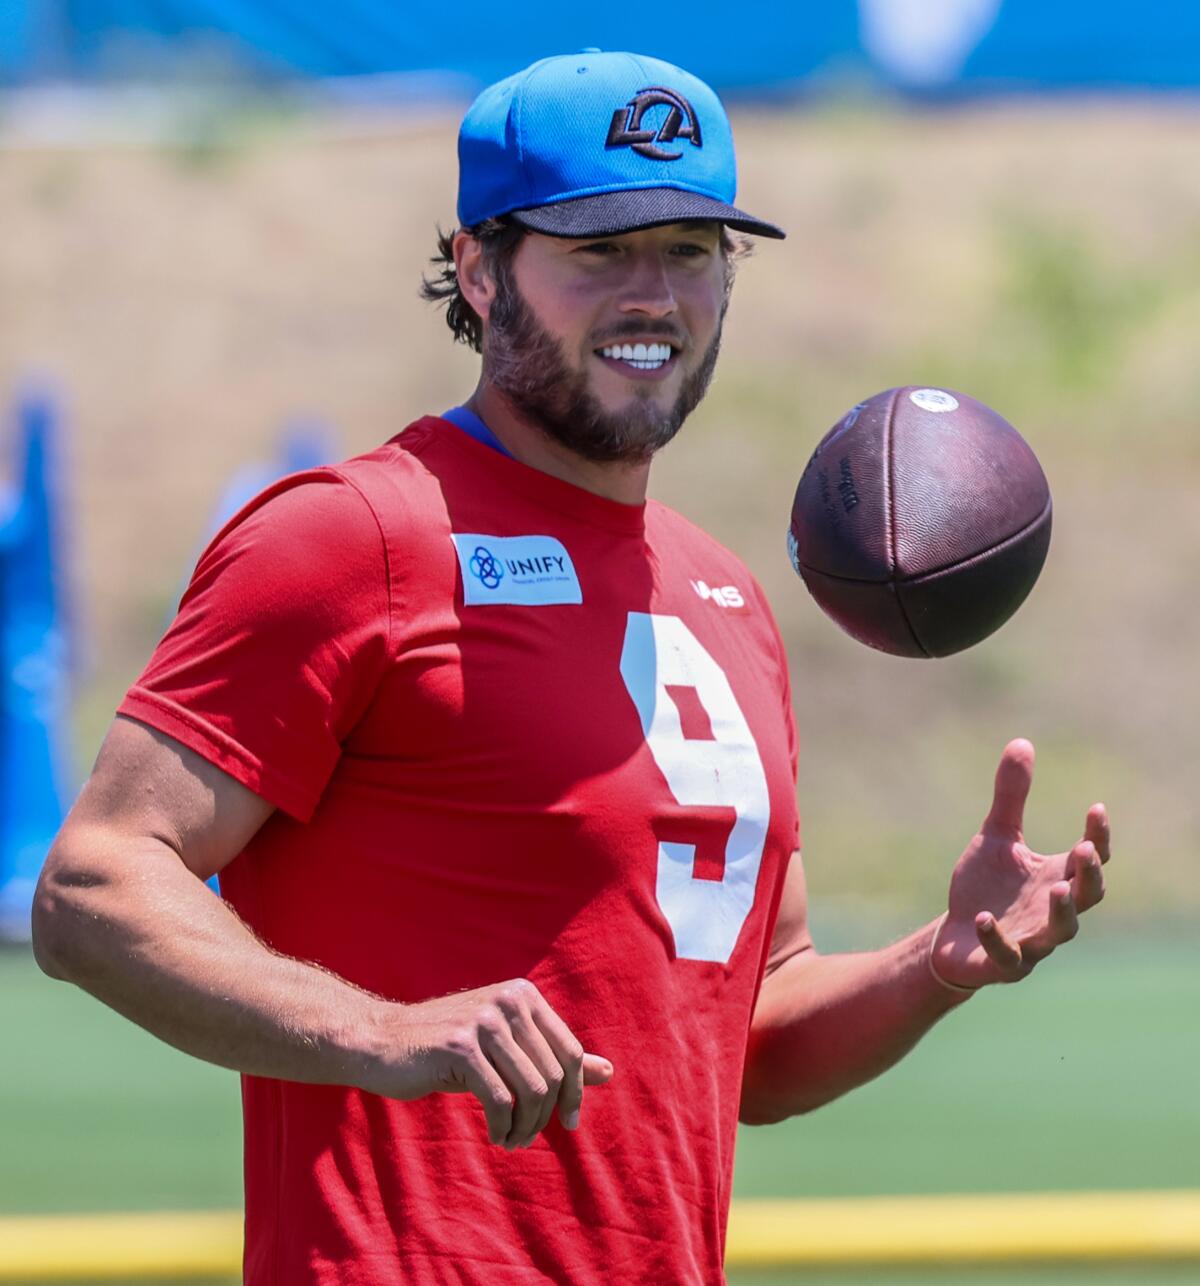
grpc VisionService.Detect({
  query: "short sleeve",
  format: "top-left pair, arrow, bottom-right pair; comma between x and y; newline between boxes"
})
119,470 -> 392,822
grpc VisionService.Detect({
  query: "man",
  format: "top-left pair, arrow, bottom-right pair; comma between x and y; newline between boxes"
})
32,50 -> 1109,1285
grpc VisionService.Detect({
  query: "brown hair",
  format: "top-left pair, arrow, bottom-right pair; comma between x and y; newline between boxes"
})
420,218 -> 527,354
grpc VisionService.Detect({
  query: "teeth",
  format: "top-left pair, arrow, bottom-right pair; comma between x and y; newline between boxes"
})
600,342 -> 674,366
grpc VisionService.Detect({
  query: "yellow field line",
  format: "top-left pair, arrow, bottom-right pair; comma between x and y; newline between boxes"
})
726,1190 -> 1200,1265
0,1192 -> 1197,1279
0,1211 -> 241,1280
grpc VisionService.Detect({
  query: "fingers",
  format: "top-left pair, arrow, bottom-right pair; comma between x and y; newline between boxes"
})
1066,839 -> 1105,912
984,738 -> 1035,837
460,1051 -> 516,1147
978,879 -> 1083,983
1022,881 -> 1080,967
530,1000 -> 586,1133
456,979 -> 610,1150
1048,880 -> 1079,941
483,1023 -> 557,1149
1084,804 -> 1111,864
458,1040 -> 612,1150
976,910 -> 1023,972
965,790 -> 1109,987
583,1053 -> 615,1086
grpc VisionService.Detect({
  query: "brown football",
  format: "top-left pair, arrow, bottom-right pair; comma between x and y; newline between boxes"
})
788,387 -> 1052,658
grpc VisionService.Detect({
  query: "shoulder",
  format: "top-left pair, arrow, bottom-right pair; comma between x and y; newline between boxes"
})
201,421 -> 454,578
184,432 -> 446,639
325,419 -> 462,540
195,467 -> 387,598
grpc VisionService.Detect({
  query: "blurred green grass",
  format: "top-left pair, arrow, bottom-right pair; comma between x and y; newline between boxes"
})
2,947 -> 240,1215
734,934 -> 1200,1199
4,931 -> 1197,1282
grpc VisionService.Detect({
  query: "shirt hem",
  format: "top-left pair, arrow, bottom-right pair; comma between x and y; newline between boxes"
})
118,689 -> 321,822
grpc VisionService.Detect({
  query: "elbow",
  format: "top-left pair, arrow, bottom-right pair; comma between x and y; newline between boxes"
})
738,1099 -> 790,1127
31,900 -> 66,982
738,1063 -> 805,1125
31,836 -> 106,983
738,1085 -> 824,1127
31,849 -> 75,980
738,1059 -> 787,1124
739,1039 -> 837,1124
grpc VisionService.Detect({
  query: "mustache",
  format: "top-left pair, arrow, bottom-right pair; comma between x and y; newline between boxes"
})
589,320 -> 688,349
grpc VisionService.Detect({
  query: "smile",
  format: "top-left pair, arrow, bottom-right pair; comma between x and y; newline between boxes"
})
596,341 -> 677,372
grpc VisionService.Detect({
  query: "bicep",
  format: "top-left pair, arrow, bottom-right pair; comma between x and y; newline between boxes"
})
763,852 -> 815,978
62,715 -> 275,880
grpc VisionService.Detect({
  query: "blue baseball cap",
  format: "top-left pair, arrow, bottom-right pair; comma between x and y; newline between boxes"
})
457,50 -> 785,240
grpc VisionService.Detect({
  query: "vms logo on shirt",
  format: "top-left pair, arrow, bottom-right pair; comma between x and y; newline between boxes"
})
690,579 -> 746,610
452,534 -> 583,606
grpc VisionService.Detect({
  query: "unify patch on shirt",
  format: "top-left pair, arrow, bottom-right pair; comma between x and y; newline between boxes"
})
452,534 -> 583,606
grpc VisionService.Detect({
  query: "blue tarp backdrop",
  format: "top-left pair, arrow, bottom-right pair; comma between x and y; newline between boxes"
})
0,389 -> 72,940
1,1 -> 1198,92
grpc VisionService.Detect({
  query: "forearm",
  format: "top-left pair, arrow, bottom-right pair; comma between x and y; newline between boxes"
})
33,825 -> 386,1088
740,920 -> 971,1123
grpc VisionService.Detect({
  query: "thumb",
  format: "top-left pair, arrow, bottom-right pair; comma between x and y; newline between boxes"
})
984,738 -> 1035,836
583,1053 -> 614,1086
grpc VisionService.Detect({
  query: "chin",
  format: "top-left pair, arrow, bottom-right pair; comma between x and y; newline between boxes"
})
605,392 -> 673,421
592,377 -> 680,417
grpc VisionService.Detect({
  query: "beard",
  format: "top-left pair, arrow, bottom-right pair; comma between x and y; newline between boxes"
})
480,270 -> 726,465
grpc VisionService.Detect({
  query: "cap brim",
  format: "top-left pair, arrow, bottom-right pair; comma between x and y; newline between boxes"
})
509,189 -> 785,240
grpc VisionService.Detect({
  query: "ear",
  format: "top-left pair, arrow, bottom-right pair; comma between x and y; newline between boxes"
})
453,230 -> 497,325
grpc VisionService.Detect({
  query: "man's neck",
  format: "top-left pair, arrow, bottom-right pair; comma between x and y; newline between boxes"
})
465,386 -> 651,507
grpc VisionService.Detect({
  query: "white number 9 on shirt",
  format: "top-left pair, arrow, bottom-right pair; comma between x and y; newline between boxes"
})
619,612 -> 771,964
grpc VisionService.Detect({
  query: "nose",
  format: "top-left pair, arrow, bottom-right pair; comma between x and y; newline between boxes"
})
616,250 -> 677,319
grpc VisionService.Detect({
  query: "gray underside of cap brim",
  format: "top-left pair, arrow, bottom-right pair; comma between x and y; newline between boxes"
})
509,189 -> 786,239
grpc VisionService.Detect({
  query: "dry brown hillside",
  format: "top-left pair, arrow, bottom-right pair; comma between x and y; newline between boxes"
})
2,100 -> 1196,931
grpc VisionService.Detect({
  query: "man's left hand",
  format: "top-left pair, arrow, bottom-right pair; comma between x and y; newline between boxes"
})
931,738 -> 1110,990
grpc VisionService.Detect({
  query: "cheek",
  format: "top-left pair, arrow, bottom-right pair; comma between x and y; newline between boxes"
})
677,272 -> 725,327
522,284 -> 603,354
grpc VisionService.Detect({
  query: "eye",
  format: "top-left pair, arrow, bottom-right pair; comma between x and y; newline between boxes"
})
576,241 -> 621,257
671,241 -> 713,260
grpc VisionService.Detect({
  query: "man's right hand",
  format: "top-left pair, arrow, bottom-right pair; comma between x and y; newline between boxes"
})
362,979 -> 614,1150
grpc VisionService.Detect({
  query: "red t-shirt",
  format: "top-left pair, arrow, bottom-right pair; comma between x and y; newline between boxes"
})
121,417 -> 800,1285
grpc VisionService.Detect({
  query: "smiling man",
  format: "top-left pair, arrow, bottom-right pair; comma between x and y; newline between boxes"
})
33,50 -> 1109,1286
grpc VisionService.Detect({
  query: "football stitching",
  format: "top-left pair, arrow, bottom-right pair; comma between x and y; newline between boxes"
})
795,496 -> 1052,587
898,495 -> 1053,588
885,387 -> 927,656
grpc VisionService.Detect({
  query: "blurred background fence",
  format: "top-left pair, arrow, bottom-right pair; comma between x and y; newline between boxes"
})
1,2 -> 1198,1281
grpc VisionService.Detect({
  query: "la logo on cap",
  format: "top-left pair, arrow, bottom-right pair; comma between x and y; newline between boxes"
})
455,50 -> 786,240
605,87 -> 703,161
